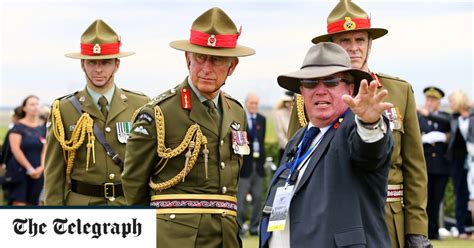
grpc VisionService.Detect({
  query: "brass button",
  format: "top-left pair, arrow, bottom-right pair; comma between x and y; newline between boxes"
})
222,186 -> 227,194
221,210 -> 227,216
220,162 -> 225,169
108,197 -> 116,202
170,214 -> 176,219
220,140 -> 224,146
105,127 -> 111,132
109,173 -> 115,180
432,153 -> 436,157
170,89 -> 176,94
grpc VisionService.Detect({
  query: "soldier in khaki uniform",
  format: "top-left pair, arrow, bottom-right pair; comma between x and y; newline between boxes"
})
287,1 -> 430,247
121,7 -> 254,247
44,19 -> 149,205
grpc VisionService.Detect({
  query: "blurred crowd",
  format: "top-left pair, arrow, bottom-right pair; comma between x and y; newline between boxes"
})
416,88 -> 474,240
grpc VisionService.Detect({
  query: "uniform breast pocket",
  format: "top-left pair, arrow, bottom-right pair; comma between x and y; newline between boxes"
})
391,124 -> 404,155
157,141 -> 203,187
156,214 -> 200,247
229,154 -> 242,186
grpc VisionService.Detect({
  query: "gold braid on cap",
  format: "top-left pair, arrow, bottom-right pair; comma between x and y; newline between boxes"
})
296,94 -> 308,127
148,106 -> 209,192
51,100 -> 95,177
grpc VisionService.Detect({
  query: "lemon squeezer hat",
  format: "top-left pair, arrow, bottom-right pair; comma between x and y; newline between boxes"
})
170,7 -> 255,57
277,42 -> 372,94
65,19 -> 134,59
312,0 -> 388,44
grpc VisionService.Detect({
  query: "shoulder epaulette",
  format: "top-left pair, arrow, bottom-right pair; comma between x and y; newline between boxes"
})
222,91 -> 243,108
121,88 -> 147,96
375,72 -> 408,84
55,91 -> 78,101
151,87 -> 178,105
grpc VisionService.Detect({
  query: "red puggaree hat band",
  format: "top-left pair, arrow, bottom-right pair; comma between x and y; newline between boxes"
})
189,29 -> 240,48
80,41 -> 121,55
327,17 -> 371,33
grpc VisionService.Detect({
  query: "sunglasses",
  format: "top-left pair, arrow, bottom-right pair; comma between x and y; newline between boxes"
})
300,77 -> 351,89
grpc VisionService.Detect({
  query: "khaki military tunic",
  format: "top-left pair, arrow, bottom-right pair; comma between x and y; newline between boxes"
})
44,87 -> 149,205
287,73 -> 428,248
122,79 -> 247,248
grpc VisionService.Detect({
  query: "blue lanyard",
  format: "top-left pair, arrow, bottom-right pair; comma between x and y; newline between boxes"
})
284,109 -> 350,187
285,130 -> 325,186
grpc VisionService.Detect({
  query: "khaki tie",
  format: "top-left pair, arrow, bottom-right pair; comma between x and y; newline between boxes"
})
98,96 -> 109,119
204,100 -> 219,129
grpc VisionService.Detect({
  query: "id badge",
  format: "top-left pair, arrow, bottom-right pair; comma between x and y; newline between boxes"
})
253,141 -> 260,158
267,185 -> 294,232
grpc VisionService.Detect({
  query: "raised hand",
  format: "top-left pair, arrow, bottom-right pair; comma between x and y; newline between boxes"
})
342,79 -> 393,124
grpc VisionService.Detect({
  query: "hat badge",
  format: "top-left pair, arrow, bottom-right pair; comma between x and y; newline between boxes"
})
343,17 -> 356,31
207,34 -> 217,47
93,43 -> 101,54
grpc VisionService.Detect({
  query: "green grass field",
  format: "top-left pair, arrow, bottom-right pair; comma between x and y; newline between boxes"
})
0,126 -> 7,146
242,235 -> 474,247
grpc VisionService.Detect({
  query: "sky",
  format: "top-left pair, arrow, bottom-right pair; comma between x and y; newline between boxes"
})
0,0 -> 473,109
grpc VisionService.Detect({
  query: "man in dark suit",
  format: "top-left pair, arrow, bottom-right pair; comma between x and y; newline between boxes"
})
417,87 -> 451,240
237,92 -> 266,236
259,42 -> 393,247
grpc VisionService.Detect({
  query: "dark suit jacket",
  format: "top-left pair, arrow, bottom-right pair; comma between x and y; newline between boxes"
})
260,111 -> 392,248
240,112 -> 266,178
418,111 -> 451,175
447,111 -> 474,162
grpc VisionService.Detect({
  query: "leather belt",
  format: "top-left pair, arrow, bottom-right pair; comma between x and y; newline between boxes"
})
150,194 -> 238,216
71,179 -> 124,201
387,184 -> 403,202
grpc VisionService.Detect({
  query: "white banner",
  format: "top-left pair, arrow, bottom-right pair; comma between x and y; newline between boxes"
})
0,208 -> 156,248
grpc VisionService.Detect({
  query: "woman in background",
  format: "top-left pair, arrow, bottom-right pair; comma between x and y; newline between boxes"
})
6,95 -> 46,206
447,90 -> 474,239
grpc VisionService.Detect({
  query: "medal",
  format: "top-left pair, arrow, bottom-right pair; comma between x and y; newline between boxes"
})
385,107 -> 401,130
116,122 -> 132,143
231,129 -> 250,155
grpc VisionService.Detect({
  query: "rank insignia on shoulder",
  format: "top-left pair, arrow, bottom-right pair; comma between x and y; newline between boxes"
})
137,112 -> 153,124
181,88 -> 191,110
371,72 -> 382,88
232,130 -> 250,155
231,121 -> 241,131
116,122 -> 132,143
134,125 -> 149,136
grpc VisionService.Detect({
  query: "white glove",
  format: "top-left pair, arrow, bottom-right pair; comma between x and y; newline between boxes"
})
466,142 -> 474,156
421,131 -> 447,144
